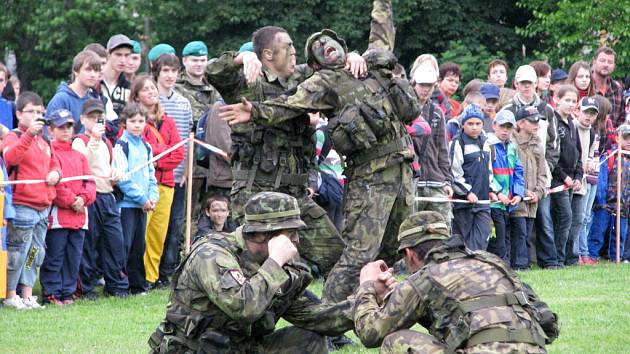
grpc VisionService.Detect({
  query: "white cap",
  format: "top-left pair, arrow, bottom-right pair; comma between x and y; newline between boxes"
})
515,65 -> 537,83
412,68 -> 439,84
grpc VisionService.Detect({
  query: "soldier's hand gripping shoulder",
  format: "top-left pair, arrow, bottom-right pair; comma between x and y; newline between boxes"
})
219,97 -> 253,125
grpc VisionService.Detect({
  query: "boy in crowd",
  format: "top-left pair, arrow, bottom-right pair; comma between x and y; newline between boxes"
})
112,103 -> 158,295
480,82 -> 501,132
0,63 -> 15,130
74,99 -> 129,298
2,92 -> 61,309
549,69 -> 568,107
46,50 -> 102,133
487,59 -> 515,108
449,104 -> 500,250
147,44 -> 176,70
588,124 -> 630,263
446,91 -> 486,142
154,53 -> 193,287
486,110 -> 525,264
101,34 -> 133,122
194,194 -> 235,242
40,110 -> 96,305
125,40 -> 142,83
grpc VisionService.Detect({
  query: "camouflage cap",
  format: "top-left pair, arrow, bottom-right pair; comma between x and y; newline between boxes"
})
304,29 -> 348,67
397,211 -> 449,251
242,192 -> 307,234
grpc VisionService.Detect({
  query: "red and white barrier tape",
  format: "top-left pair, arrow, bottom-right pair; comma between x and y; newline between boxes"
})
415,184 -> 570,204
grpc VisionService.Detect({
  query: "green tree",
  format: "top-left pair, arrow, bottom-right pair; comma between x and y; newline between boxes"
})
518,0 -> 630,77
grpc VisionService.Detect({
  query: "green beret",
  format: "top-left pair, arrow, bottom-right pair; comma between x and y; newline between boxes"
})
148,43 -> 176,62
130,40 -> 142,55
397,211 -> 449,251
238,41 -> 254,53
182,41 -> 208,57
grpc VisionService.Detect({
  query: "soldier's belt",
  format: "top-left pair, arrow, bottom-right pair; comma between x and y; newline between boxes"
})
459,291 -> 529,313
233,170 -> 308,186
346,135 -> 411,167
466,327 -> 545,347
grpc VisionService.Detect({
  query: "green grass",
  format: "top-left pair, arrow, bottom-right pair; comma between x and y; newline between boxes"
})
1,263 -> 628,353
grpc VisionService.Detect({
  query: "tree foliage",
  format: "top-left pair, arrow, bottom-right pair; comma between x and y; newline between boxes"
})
518,0 -> 630,77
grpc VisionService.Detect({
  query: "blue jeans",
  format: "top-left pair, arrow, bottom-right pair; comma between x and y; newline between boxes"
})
40,229 -> 85,300
534,196 -> 558,267
510,217 -> 533,268
159,184 -> 186,280
452,207 -> 492,251
5,205 -> 50,290
588,209 -> 628,261
121,207 -> 148,293
578,183 -> 598,256
551,190 -> 573,265
567,193 -> 587,264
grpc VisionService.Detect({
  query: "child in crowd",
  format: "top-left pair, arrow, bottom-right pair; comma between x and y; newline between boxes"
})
2,92 -> 61,309
436,62 -> 462,117
486,110 -> 525,265
112,103 -> 158,295
74,99 -> 129,298
0,147 -> 16,301
446,91 -> 486,141
551,85 -> 583,266
195,194 -> 236,242
128,74 -> 184,289
567,61 -> 594,103
480,83 -> 501,132
588,124 -> 630,263
511,106 -> 548,269
548,69 -> 568,107
449,104 -> 500,251
40,109 -> 96,305
570,97 -> 598,265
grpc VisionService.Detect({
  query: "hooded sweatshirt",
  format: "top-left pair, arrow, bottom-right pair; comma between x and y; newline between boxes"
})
574,120 -> 595,195
46,82 -> 102,134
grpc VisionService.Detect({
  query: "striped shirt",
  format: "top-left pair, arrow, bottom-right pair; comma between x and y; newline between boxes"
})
160,91 -> 193,182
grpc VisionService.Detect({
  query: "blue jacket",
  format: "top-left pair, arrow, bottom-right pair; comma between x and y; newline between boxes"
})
0,98 -> 14,130
487,134 -> 525,212
113,130 -> 159,209
46,82 -> 101,133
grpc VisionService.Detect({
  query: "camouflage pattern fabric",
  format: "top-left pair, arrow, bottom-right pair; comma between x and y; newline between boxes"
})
353,234 -> 549,353
381,329 -> 446,354
149,228 -> 353,353
367,0 -> 395,52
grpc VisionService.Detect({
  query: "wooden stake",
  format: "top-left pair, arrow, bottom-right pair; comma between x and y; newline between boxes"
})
185,133 -> 194,254
615,131 -> 622,264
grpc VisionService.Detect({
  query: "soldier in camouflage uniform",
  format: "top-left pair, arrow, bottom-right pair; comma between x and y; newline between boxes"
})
353,211 -> 560,353
148,192 -> 354,354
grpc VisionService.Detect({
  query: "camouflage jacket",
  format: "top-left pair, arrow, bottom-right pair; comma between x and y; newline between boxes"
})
160,229 -> 353,351
353,235 -> 550,351
175,71 -> 223,124
204,52 -> 318,192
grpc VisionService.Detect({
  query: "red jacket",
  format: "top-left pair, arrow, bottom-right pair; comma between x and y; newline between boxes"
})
142,113 -> 185,187
1,127 -> 61,210
48,140 -> 96,230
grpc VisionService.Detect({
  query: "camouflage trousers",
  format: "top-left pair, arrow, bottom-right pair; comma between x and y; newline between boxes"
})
380,329 -> 546,354
414,183 -> 453,229
150,325 -> 327,354
231,183 -> 344,277
323,163 -> 413,303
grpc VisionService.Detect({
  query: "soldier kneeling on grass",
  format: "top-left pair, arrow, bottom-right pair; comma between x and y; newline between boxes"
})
353,211 -> 560,353
149,191 -> 355,354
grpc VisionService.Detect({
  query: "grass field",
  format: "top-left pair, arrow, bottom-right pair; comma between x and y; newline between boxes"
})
1,263 -> 628,353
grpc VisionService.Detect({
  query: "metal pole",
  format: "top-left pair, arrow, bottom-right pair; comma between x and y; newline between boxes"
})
615,131 -> 622,264
185,133 -> 194,254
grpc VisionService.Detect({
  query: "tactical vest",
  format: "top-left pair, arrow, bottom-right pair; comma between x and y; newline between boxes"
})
410,241 -> 558,353
327,69 -> 417,168
230,75 -> 314,192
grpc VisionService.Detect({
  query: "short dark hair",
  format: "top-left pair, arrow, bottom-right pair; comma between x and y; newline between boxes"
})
119,102 -> 148,124
205,194 -> 230,210
152,53 -> 181,80
487,59 -> 509,77
407,239 -> 441,260
16,91 -> 43,112
593,46 -> 616,61
83,43 -> 108,58
252,26 -> 287,59
439,62 -> 461,80
529,60 -> 552,78
462,79 -> 483,98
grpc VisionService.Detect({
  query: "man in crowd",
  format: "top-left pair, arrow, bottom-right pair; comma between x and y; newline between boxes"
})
101,34 -> 133,122
591,47 -> 625,127
148,192 -> 354,354
353,211 -> 559,353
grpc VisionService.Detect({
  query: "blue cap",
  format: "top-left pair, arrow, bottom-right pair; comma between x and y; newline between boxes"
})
130,40 -> 142,54
480,83 -> 500,100
148,43 -> 176,62
494,110 -> 516,127
239,41 -> 254,53
460,104 -> 484,125
182,41 -> 208,57
580,97 -> 599,112
49,109 -> 75,128
551,69 -> 568,83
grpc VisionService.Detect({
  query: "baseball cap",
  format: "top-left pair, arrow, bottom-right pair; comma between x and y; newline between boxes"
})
494,110 -> 516,127
49,109 -> 75,128
618,124 -> 630,137
238,41 -> 254,53
182,41 -> 208,57
82,99 -> 105,115
551,69 -> 568,83
514,65 -> 537,83
106,34 -> 133,52
580,97 -> 599,113
148,44 -> 176,62
516,106 -> 542,122
130,40 -> 142,55
480,83 -> 500,100
412,67 -> 438,84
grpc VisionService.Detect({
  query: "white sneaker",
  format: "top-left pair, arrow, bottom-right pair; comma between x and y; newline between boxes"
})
3,296 -> 27,310
22,296 -> 45,310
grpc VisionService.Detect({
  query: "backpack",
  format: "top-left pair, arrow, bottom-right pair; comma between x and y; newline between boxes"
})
194,109 -> 211,168
112,139 -> 151,201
